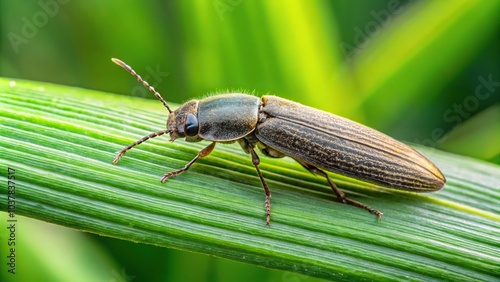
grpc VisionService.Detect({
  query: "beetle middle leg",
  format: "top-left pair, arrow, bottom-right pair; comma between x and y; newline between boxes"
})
299,163 -> 383,219
242,139 -> 272,226
160,142 -> 216,182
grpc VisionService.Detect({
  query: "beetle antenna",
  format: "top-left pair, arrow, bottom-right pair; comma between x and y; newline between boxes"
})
111,58 -> 172,113
112,129 -> 172,164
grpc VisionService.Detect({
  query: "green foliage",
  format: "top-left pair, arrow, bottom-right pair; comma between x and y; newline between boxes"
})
2,1 -> 498,164
1,79 -> 498,281
1,1 -> 499,281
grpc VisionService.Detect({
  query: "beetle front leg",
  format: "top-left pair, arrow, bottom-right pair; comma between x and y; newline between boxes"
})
299,163 -> 383,220
160,142 -> 216,182
243,140 -> 272,226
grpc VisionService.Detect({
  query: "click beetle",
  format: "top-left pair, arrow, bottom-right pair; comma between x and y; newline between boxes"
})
111,58 -> 446,225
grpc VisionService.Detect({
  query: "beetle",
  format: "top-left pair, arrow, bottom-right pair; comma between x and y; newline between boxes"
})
111,58 -> 446,225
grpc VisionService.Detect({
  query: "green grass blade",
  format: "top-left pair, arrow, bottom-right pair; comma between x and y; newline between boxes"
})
352,0 -> 500,129
438,105 -> 500,162
0,78 -> 498,281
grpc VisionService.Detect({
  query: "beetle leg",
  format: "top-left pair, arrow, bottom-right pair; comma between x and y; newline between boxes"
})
244,140 -> 272,226
299,163 -> 383,220
113,129 -> 171,164
160,142 -> 216,182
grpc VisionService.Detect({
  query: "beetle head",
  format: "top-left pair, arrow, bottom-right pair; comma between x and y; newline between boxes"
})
167,100 -> 203,142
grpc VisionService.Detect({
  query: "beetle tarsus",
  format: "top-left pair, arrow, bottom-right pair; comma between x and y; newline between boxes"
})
264,195 -> 271,226
245,140 -> 272,226
326,174 -> 384,220
160,171 -> 181,182
160,142 -> 216,182
341,197 -> 383,220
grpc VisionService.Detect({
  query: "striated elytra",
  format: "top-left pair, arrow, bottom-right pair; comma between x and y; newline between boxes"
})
111,58 -> 446,226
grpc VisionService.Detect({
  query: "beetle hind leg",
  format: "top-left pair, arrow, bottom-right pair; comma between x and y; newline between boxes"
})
299,163 -> 383,220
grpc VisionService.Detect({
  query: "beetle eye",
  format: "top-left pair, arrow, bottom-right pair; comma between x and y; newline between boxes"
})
185,113 -> 199,136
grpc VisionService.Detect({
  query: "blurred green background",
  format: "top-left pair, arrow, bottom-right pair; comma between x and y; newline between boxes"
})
1,0 -> 498,281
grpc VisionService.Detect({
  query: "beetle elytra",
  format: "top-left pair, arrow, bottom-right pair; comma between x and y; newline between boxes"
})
111,58 -> 446,225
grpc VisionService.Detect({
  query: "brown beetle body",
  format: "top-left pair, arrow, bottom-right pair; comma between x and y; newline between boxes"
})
256,96 -> 445,191
112,58 -> 446,225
